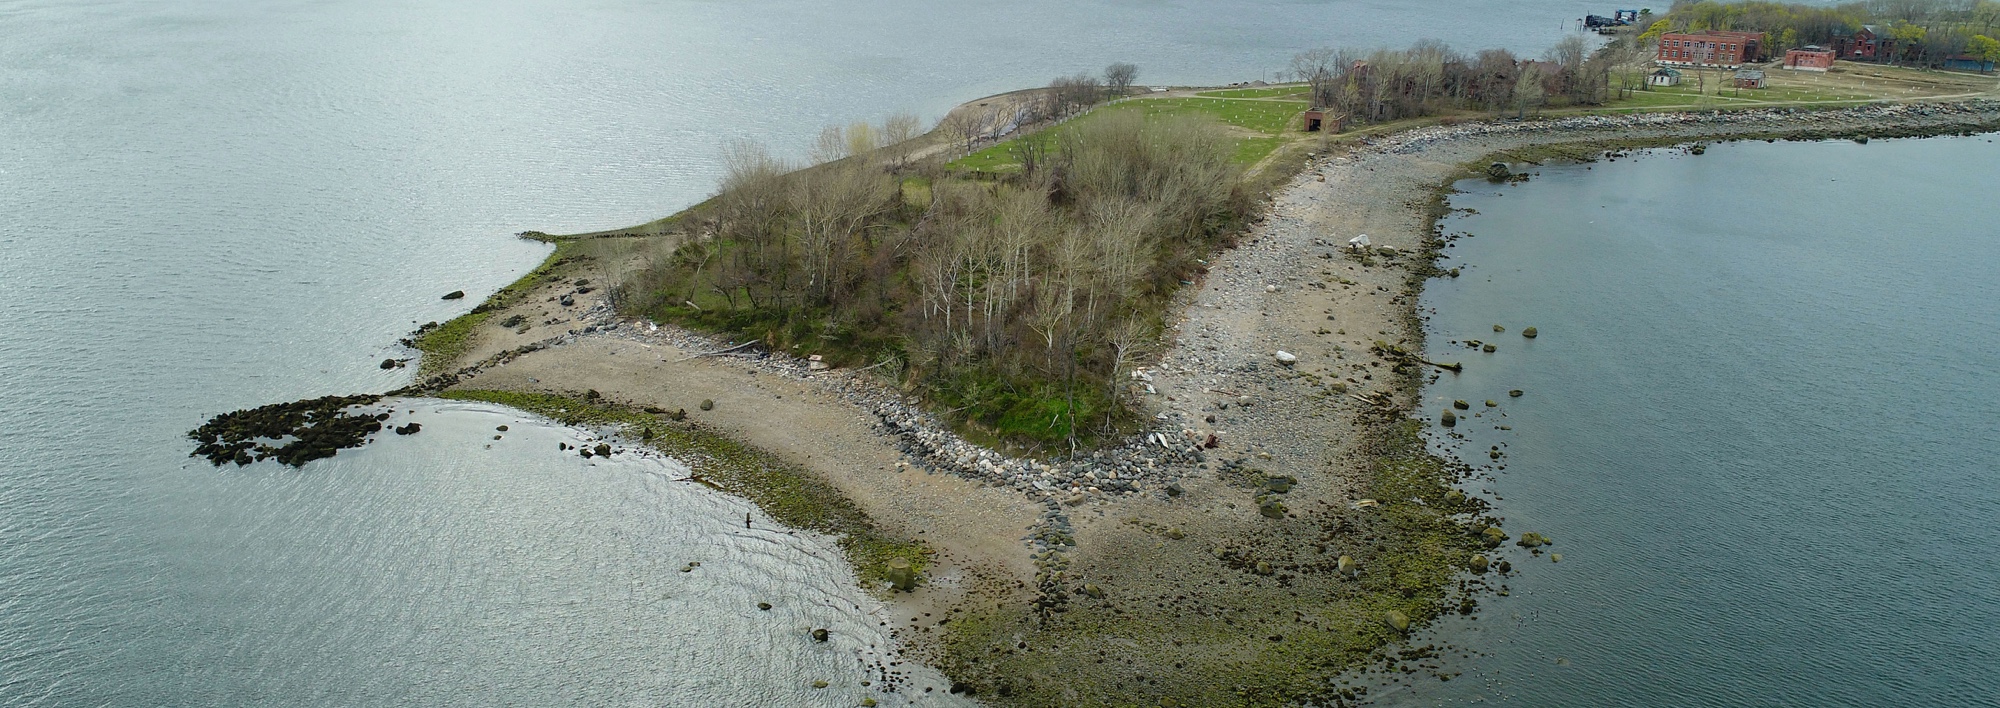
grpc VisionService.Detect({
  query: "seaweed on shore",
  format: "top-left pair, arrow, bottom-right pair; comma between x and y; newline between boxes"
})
187,394 -> 386,467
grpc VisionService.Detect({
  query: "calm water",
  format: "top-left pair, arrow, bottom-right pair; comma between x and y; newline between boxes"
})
1401,136 -> 2000,706
0,0 -> 1604,704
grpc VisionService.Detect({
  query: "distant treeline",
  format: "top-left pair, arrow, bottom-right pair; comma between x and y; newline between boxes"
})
1288,0 -> 2000,130
1643,0 -> 2000,66
618,109 -> 1246,450
1290,35 -> 1635,123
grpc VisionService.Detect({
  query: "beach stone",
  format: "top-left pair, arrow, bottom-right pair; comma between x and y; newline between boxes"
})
1482,343 -> 1497,353
812,680 -> 828,688
1337,555 -> 1358,576
1384,610 -> 1411,633
1486,162 -> 1511,180
1274,351 -> 1298,365
758,602 -> 772,611
810,628 -> 829,642
1444,489 -> 1465,504
1551,553 -> 1563,563
1441,410 -> 1457,427
1481,526 -> 1507,547
1509,389 -> 1524,397
1493,325 -> 1505,332
393,422 -> 422,436
1484,400 -> 1497,407
441,290 -> 465,300
559,294 -> 575,307
1497,560 -> 1513,573
699,399 -> 714,411
496,425 -> 508,431
1521,327 -> 1538,339
1083,583 -> 1105,598
1453,400 -> 1470,410
379,358 -> 398,370
1470,554 -> 1490,573
1257,497 -> 1287,519
593,443 -> 611,457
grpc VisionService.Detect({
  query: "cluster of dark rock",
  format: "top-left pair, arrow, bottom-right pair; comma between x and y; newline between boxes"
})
187,394 -> 387,467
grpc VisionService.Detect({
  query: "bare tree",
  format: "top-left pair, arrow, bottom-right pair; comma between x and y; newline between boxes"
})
1104,62 -> 1139,96
935,111 -> 981,156
810,125 -> 847,164
1290,47 -> 1340,107
879,111 -> 922,171
1049,73 -> 1104,118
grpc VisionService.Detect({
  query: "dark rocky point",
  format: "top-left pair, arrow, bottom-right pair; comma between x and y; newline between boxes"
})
187,394 -> 386,467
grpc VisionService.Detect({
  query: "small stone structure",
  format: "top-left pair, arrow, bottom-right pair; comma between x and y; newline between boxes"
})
1783,46 -> 1836,71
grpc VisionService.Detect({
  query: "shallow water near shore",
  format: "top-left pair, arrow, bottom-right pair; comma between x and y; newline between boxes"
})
1396,135 -> 2000,706
148,398 -> 960,705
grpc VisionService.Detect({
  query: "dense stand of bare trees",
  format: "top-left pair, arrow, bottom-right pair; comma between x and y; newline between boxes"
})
623,110 -> 1243,448
1290,35 -> 1621,123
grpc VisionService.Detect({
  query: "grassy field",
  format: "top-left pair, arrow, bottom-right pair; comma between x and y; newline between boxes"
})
951,93 -> 1311,172
1596,61 -> 1997,113
1194,84 -> 1312,100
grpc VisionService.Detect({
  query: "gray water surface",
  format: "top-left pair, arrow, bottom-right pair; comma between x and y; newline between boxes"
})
1399,136 -> 2000,706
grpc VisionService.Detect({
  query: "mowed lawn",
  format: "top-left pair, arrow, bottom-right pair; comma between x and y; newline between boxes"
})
1195,85 -> 1313,100
951,95 -> 1310,172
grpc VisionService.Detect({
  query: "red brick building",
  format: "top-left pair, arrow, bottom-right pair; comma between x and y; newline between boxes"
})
1834,25 -> 1895,61
1783,45 -> 1836,71
1657,31 -> 1764,67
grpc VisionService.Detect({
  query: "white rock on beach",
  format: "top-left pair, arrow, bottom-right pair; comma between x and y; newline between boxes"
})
1274,351 -> 1298,365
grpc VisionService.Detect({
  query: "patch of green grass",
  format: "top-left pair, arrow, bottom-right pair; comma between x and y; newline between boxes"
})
440,389 -> 930,586
1125,97 -> 1306,135
1195,85 -> 1311,100
1232,136 -> 1286,165
924,368 -> 1124,453
951,97 -> 1306,172
410,312 -> 492,375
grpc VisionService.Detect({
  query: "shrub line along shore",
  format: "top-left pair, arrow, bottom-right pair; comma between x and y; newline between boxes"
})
253,92 -> 2000,706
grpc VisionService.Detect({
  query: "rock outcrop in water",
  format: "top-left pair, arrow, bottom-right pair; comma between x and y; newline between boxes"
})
187,394 -> 386,467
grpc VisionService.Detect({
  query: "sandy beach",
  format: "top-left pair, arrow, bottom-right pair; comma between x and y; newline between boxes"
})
405,98 -> 2000,705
